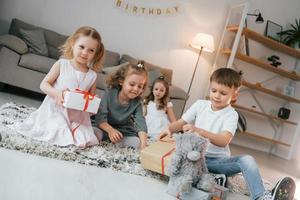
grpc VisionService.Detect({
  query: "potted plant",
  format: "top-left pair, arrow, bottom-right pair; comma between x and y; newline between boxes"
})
278,19 -> 300,48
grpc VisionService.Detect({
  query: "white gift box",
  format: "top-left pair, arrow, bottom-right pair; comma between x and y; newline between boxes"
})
63,90 -> 101,113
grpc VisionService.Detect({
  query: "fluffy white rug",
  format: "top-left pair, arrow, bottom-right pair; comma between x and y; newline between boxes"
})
0,102 -> 273,196
0,102 -> 163,180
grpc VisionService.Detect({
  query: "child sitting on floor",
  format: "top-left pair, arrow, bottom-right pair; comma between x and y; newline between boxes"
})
143,76 -> 176,140
159,68 -> 296,200
94,61 -> 148,149
16,26 -> 104,148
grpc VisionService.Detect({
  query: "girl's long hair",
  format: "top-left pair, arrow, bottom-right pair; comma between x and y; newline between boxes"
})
144,76 -> 169,114
60,26 -> 105,72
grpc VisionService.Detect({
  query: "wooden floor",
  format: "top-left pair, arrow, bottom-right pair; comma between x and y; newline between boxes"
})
231,144 -> 300,199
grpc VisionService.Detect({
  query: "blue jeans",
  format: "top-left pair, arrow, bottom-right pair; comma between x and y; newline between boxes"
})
206,155 -> 265,200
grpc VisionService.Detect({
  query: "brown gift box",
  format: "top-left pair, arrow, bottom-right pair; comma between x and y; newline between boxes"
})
140,139 -> 175,176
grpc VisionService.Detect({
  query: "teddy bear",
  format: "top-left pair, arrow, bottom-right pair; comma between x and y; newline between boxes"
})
166,132 -> 213,199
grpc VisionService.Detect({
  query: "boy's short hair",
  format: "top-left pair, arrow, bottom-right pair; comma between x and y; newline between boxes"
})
210,68 -> 242,89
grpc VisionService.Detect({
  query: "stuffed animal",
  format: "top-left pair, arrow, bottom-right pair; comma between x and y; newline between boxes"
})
166,133 -> 210,198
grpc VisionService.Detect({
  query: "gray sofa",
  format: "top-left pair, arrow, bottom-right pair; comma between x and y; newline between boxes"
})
0,18 -> 188,118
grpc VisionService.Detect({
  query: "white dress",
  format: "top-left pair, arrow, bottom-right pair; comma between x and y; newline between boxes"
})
145,101 -> 173,139
15,59 -> 99,147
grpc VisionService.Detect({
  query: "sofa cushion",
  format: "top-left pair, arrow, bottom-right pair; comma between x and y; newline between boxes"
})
0,34 -> 28,54
19,53 -> 56,74
19,28 -> 48,56
95,72 -> 107,90
9,18 -> 67,59
102,62 -> 129,75
120,54 -> 173,84
43,29 -> 68,59
9,18 -> 37,38
169,85 -> 188,100
148,69 -> 163,86
102,50 -> 120,68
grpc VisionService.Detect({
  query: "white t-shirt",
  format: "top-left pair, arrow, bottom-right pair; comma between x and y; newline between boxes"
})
182,100 -> 238,157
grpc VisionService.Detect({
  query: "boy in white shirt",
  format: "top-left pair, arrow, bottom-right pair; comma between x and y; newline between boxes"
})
159,68 -> 295,200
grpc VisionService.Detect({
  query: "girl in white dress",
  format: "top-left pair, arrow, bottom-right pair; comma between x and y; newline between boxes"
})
16,26 -> 105,148
143,76 -> 176,140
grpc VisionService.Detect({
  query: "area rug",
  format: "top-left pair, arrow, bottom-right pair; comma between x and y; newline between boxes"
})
0,102 -> 272,196
0,102 -> 163,180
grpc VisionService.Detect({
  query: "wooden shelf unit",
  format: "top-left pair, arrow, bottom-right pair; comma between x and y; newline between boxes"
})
241,80 -> 300,104
221,49 -> 300,81
220,22 -> 300,153
215,5 -> 300,159
227,25 -> 300,59
232,104 -> 297,125
241,131 -> 291,147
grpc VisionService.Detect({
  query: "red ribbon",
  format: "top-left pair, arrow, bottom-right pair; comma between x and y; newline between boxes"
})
71,124 -> 81,136
74,88 -> 96,112
161,147 -> 175,175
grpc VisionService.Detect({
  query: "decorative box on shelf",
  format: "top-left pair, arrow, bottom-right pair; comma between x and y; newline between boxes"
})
63,89 -> 101,114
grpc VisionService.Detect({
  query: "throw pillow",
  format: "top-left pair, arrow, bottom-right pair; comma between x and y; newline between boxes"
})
102,50 -> 121,68
102,62 -> 129,75
0,34 -> 28,54
19,28 -> 48,56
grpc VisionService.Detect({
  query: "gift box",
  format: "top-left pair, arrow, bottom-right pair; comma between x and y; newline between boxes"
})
63,89 -> 101,114
140,139 -> 175,176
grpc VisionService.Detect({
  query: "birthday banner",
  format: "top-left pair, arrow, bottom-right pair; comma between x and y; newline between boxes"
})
114,0 -> 180,16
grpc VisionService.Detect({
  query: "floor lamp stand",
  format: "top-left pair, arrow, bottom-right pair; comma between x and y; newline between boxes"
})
182,47 -> 203,113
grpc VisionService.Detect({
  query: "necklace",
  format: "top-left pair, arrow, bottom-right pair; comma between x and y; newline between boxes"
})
75,70 -> 87,89
70,60 -> 88,89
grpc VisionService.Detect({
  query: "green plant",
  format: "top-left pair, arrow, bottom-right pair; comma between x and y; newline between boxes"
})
278,19 -> 300,48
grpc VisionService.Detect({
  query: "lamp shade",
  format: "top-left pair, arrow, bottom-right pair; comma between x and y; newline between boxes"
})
190,33 -> 215,53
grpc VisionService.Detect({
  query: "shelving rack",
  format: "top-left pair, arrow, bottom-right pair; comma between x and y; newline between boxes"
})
213,2 -> 300,160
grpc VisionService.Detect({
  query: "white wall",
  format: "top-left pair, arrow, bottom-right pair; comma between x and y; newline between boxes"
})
0,0 -> 230,109
0,0 -> 300,160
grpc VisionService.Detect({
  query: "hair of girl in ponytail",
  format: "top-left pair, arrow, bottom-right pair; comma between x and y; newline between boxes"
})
106,60 -> 148,90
